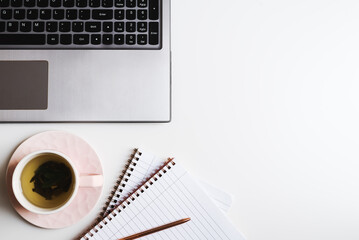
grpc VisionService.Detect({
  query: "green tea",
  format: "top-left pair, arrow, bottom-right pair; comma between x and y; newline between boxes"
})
20,154 -> 75,209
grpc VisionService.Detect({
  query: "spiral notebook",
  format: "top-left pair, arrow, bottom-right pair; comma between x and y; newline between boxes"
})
101,149 -> 166,216
101,149 -> 233,217
81,160 -> 245,240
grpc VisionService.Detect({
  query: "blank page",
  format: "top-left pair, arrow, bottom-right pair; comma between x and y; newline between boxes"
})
82,161 -> 245,240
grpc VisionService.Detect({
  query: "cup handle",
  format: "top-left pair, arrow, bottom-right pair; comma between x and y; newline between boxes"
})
79,175 -> 103,187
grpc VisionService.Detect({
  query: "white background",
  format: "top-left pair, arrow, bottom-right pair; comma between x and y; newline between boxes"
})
1,0 -> 359,239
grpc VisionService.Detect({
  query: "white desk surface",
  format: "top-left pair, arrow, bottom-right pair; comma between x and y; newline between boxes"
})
1,0 -> 359,239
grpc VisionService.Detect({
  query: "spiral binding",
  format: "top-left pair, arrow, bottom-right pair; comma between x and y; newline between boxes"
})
81,160 -> 175,240
78,149 -> 141,240
99,148 -> 142,218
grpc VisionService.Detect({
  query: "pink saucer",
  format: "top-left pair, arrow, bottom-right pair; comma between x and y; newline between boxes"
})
6,131 -> 103,229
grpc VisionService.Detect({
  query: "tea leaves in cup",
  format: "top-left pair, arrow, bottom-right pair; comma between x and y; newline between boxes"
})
30,161 -> 72,200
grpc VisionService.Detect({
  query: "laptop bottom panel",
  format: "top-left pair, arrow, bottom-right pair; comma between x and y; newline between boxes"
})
0,49 -> 171,122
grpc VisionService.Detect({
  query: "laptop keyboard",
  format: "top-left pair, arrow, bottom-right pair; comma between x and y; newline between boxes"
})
0,0 -> 161,49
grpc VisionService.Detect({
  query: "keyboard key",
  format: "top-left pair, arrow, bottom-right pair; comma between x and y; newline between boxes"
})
53,9 -> 65,20
66,9 -> 77,19
7,22 -> 18,32
63,0 -> 74,7
91,34 -> 101,44
138,0 -> 146,7
24,0 -> 35,6
60,34 -> 72,44
1,9 -> 12,20
76,0 -> 86,7
103,22 -> 112,32
149,22 -> 158,45
14,9 -> 26,20
126,9 -> 136,20
27,9 -> 38,20
50,0 -> 61,7
37,0 -> 48,7
137,34 -> 146,45
102,0 -> 112,7
11,0 -> 22,7
114,34 -> 124,45
137,9 -> 147,20
114,0 -> 123,7
0,0 -> 10,7
92,9 -> 113,20
102,34 -> 112,45
114,9 -> 124,20
0,22 -> 5,32
46,21 -> 58,32
0,34 -> 45,45
149,0 -> 158,20
126,0 -> 135,7
74,34 -> 89,44
59,21 -> 71,32
89,0 -> 100,7
40,9 -> 51,20
20,21 -> 31,32
47,34 -> 59,44
126,22 -> 135,32
33,21 -> 44,32
126,34 -> 135,45
79,9 -> 90,20
85,22 -> 101,32
137,22 -> 146,32
114,22 -> 124,32
72,21 -> 84,32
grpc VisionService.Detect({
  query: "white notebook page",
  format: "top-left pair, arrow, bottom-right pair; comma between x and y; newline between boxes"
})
105,149 -> 233,214
83,161 -> 245,240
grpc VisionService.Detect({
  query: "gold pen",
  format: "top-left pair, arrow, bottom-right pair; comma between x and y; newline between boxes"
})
118,218 -> 191,240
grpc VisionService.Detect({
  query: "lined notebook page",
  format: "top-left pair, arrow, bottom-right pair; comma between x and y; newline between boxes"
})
82,161 -> 245,240
105,149 -> 233,214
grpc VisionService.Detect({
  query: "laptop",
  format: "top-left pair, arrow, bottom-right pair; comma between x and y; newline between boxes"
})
0,0 -> 171,122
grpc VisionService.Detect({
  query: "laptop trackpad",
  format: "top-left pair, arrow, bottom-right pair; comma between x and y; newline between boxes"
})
0,61 -> 48,110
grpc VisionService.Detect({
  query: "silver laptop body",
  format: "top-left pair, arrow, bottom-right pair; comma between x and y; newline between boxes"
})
0,0 -> 171,122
